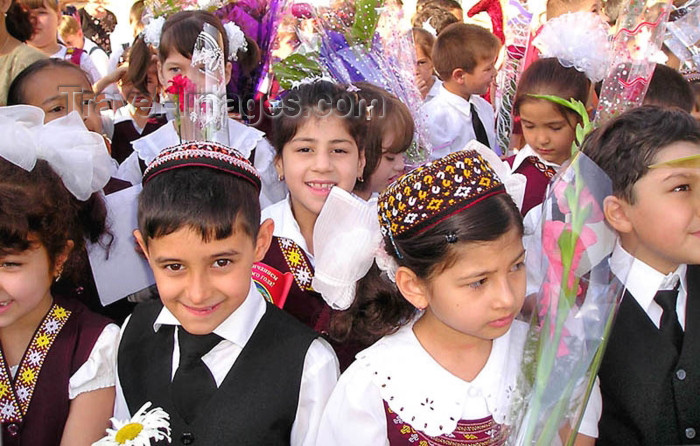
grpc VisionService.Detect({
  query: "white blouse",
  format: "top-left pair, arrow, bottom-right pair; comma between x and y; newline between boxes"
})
316,319 -> 529,445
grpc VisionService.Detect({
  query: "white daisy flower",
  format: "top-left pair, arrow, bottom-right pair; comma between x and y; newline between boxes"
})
93,402 -> 171,446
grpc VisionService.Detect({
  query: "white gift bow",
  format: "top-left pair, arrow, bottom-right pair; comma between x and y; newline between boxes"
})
0,105 -> 115,201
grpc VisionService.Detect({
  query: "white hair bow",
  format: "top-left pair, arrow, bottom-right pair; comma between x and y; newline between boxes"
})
0,105 -> 115,201
312,187 -> 385,310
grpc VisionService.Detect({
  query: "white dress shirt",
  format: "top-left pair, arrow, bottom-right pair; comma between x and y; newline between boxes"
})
114,282 -> 339,446
316,318 -> 528,445
421,84 -> 498,159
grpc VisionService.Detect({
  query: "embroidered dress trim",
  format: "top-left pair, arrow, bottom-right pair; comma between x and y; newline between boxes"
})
0,303 -> 71,422
385,402 -> 506,445
526,156 -> 556,178
277,237 -> 314,292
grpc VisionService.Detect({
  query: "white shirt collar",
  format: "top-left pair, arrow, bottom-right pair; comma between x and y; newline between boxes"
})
509,144 -> 561,173
261,195 -> 312,258
153,280 -> 267,347
425,77 -> 442,102
610,243 -> 688,328
356,318 -> 528,436
435,84 -> 476,118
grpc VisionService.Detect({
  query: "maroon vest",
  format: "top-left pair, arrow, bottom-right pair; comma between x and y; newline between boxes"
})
111,113 -> 168,165
506,155 -> 554,216
1,296 -> 110,446
384,401 -> 506,445
262,236 -> 366,370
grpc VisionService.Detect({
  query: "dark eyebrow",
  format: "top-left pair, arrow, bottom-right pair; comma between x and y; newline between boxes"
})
457,248 -> 526,279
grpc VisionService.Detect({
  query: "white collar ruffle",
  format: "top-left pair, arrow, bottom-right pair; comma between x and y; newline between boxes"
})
355,318 -> 528,437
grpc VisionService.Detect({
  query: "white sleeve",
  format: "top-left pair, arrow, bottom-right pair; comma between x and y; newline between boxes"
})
577,377 -> 602,438
113,315 -> 132,419
80,52 -> 103,85
68,323 -> 120,399
315,360 -> 389,446
89,48 -> 110,78
290,338 -> 340,446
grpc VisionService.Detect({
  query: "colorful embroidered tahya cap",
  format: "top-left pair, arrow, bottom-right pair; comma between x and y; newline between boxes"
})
142,141 -> 261,191
378,149 -> 506,239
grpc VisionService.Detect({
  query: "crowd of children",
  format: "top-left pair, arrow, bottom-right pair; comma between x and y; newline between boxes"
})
0,0 -> 699,445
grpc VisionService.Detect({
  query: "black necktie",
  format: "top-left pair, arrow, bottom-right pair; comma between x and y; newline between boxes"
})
654,286 -> 683,353
171,329 -> 222,424
470,102 -> 490,148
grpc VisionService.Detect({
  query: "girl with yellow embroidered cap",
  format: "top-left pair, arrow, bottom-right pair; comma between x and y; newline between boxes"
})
261,79 -> 367,369
0,105 -> 118,445
317,149 -> 591,445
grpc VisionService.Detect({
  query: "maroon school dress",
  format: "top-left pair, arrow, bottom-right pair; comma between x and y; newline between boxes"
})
505,154 -> 556,216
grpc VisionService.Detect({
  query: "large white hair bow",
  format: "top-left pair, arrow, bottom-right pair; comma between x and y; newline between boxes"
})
0,105 -> 115,201
312,187 -> 384,310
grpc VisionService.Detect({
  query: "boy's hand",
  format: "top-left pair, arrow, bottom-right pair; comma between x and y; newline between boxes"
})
416,75 -> 429,99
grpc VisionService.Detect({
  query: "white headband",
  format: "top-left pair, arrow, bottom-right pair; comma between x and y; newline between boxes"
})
0,106 -> 115,201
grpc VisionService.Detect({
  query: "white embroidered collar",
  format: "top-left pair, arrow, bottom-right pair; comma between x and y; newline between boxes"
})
509,144 -> 561,173
356,318 -> 528,437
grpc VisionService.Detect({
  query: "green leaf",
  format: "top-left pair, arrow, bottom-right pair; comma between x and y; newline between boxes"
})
349,0 -> 384,46
272,53 -> 323,90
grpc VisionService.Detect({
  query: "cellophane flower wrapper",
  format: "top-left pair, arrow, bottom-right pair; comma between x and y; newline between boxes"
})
183,22 -> 230,144
271,0 -> 431,164
594,0 -> 672,125
506,153 -> 631,445
145,0 -> 225,19
664,6 -> 700,70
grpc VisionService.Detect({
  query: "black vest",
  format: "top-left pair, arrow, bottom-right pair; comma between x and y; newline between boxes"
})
597,265 -> 700,445
118,299 -> 318,446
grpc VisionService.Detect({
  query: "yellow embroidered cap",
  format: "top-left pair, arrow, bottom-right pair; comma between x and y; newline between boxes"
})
378,149 -> 505,239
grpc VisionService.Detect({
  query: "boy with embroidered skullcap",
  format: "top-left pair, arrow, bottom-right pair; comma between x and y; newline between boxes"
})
581,106 -> 700,445
113,141 -> 339,445
421,23 -> 501,159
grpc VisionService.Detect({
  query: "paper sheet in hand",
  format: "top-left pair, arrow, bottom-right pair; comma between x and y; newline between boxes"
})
87,184 -> 155,306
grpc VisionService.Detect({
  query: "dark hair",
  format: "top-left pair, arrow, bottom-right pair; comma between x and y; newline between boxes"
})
270,80 -> 368,156
159,10 -> 260,76
432,23 -> 500,80
412,5 -> 459,36
643,64 -> 694,113
582,105 -> 700,203
514,57 -> 591,122
138,167 -> 261,245
353,82 -> 415,192
6,0 -> 34,42
0,158 -> 109,279
331,193 -> 523,344
126,36 -> 157,97
7,58 -> 91,105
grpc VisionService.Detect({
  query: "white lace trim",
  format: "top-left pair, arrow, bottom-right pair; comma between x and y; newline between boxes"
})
356,319 -> 528,437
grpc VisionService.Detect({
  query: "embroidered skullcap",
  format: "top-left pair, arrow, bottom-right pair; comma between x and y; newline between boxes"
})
143,141 -> 261,191
378,149 -> 505,239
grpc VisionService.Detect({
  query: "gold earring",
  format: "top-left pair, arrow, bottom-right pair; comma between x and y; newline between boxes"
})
278,174 -> 285,181
54,267 -> 63,283
357,176 -> 364,183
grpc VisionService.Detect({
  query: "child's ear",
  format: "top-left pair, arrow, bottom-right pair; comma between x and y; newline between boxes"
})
224,61 -> 233,84
603,195 -> 634,234
356,150 -> 366,178
254,218 -> 274,262
133,230 -> 150,261
53,240 -> 75,277
451,68 -> 465,84
156,60 -> 166,87
395,267 -> 430,310
274,155 -> 284,181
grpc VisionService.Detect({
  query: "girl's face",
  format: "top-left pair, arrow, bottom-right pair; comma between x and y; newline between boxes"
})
519,99 -> 578,166
275,115 -> 366,222
119,64 -> 159,111
413,225 -> 526,345
0,241 -> 60,330
415,46 -> 434,87
28,4 -> 59,49
366,131 -> 405,194
159,49 -> 232,93
22,66 -> 103,134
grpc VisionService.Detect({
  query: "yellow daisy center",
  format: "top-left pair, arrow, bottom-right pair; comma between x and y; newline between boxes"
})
115,423 -> 144,444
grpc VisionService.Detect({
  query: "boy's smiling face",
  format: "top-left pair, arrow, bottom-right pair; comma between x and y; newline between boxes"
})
609,141 -> 700,274
135,220 -> 273,335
